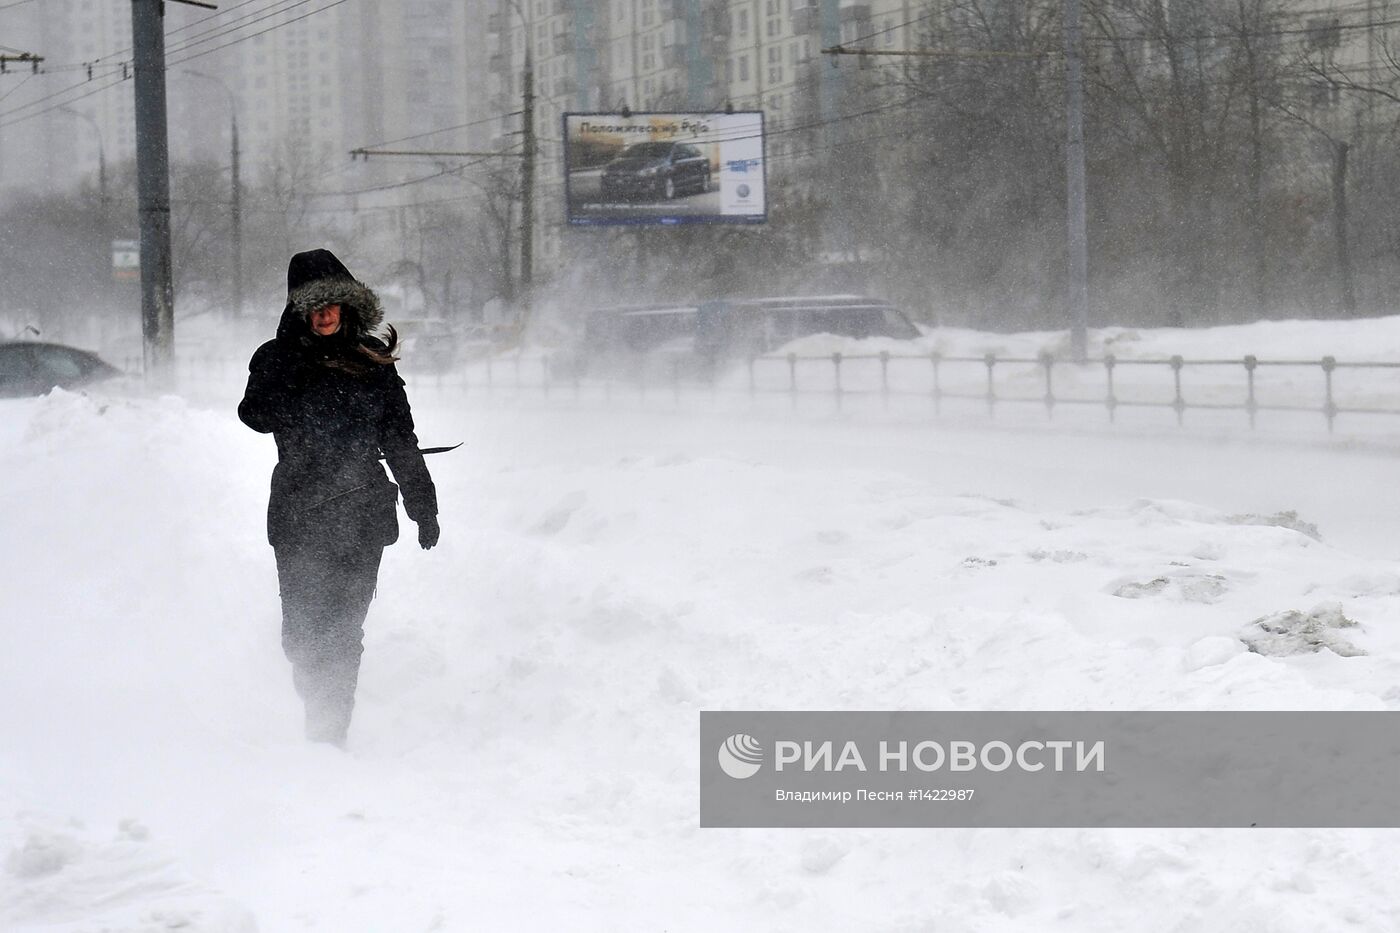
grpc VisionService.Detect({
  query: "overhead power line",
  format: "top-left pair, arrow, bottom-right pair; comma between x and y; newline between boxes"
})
164,0 -> 333,60
824,46 -> 1057,60
351,148 -> 525,159
164,0 -> 273,37
0,0 -> 348,128
92,0 -> 315,67
0,72 -> 34,102
354,112 -> 524,152
167,0 -> 353,67
0,74 -> 127,130
1086,15 -> 1400,43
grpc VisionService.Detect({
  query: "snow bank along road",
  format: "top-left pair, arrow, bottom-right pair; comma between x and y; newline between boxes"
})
3,389 -> 1399,932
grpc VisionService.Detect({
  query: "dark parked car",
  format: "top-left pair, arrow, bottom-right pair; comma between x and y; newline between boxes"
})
0,341 -> 123,397
600,142 -> 711,201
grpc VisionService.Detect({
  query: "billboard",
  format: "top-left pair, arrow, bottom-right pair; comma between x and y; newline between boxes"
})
564,111 -> 766,226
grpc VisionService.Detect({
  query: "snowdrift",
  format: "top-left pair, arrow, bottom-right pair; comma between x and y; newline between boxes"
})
2,389 -> 1399,931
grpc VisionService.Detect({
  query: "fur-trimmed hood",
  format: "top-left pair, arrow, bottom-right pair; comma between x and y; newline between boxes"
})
285,276 -> 383,336
275,249 -> 384,344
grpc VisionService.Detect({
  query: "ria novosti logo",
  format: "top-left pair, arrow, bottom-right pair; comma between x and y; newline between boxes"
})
718,733 -> 763,779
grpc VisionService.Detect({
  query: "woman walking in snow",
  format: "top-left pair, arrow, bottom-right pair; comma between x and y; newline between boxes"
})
239,249 -> 440,746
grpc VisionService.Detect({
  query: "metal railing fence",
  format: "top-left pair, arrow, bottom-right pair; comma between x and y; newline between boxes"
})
161,347 -> 1400,435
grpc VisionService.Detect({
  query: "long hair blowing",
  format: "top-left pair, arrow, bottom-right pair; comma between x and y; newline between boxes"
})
358,324 -> 399,365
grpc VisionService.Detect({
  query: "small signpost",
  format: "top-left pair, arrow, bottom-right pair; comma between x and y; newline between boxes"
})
112,239 -> 139,283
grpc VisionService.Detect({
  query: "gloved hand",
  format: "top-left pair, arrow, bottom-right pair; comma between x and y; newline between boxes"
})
417,515 -> 440,550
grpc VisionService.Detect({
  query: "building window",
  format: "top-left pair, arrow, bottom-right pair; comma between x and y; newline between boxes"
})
739,54 -> 749,81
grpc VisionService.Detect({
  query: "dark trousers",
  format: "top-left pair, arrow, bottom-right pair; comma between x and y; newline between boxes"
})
274,539 -> 384,744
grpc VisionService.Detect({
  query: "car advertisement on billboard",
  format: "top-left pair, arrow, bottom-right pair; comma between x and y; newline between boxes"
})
564,111 -> 766,226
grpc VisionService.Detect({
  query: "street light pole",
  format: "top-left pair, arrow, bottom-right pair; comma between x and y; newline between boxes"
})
184,69 -> 243,318
58,106 -> 107,227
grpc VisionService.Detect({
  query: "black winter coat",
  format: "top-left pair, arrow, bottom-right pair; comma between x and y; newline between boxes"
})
239,306 -> 437,550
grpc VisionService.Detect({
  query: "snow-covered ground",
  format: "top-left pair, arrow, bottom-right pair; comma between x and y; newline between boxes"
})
5,317 -> 1400,930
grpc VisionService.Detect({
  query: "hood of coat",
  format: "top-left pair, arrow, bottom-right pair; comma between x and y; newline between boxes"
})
284,277 -> 384,336
275,259 -> 384,346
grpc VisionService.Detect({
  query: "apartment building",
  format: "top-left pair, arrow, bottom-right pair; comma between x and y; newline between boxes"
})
0,1 -> 493,202
485,0 -> 874,267
0,0 -> 140,197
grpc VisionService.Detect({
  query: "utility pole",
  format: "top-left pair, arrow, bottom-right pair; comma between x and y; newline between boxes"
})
132,0 -> 175,381
1064,0 -> 1089,361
